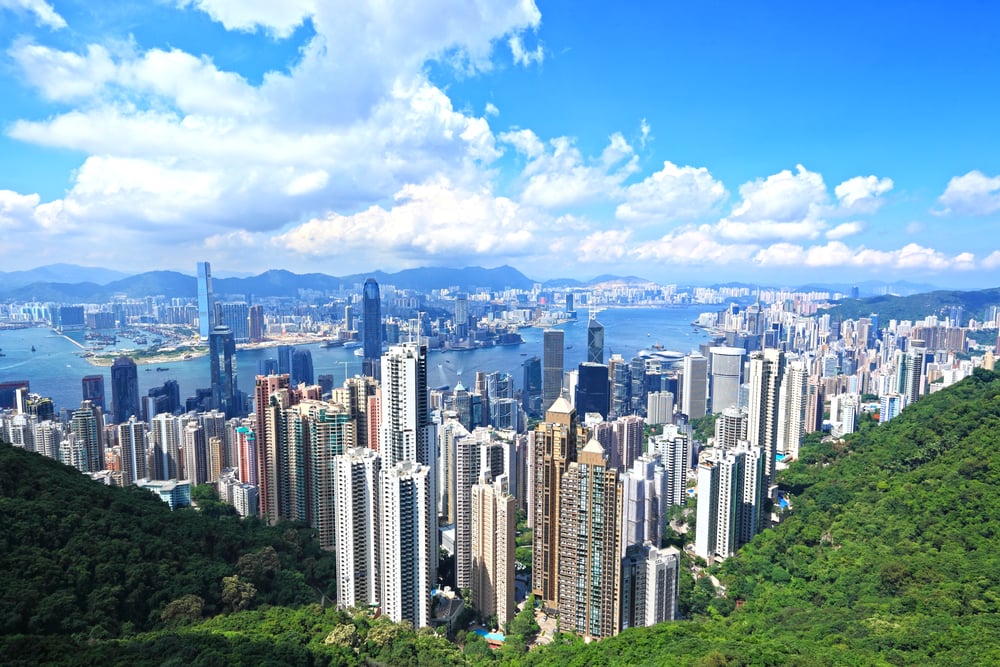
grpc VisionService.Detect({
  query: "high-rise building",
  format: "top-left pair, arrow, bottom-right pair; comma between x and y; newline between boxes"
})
254,373 -> 291,522
380,343 -> 433,470
454,293 -> 469,339
646,391 -> 674,425
694,442 -> 764,562
197,261 -> 214,340
248,304 -> 265,342
880,393 -> 903,424
111,356 -> 140,425
150,413 -> 183,480
746,349 -> 785,484
531,396 -> 580,610
557,438 -> 620,639
648,426 -> 688,508
542,329 -> 565,411
682,354 -> 708,419
219,302 -> 250,343
454,428 -> 507,591
709,346 -> 745,414
210,325 -> 238,418
291,348 -> 314,387
521,356 -> 542,416
575,362 -> 611,419
714,407 -> 747,450
471,473 -> 515,627
70,400 -> 104,473
183,420 -> 208,484
588,316 -> 605,365
379,460 -> 436,628
362,278 -> 383,380
117,416 -> 147,485
81,375 -> 106,412
334,447 -> 381,610
619,543 -> 680,631
297,400 -> 354,549
619,455 -> 667,557
777,360 -> 807,459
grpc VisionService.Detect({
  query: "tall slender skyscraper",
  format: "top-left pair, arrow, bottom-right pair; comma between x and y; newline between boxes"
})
70,400 -> 104,473
254,373 -> 291,523
681,354 -> 708,420
291,349 -> 314,387
471,473 -> 516,627
587,315 -> 605,364
210,325 -> 238,418
542,329 -> 565,411
334,447 -> 381,610
81,375 -> 106,412
197,261 -> 214,340
747,349 -> 785,483
362,278 -> 383,380
111,356 -> 140,425
380,343 -> 432,469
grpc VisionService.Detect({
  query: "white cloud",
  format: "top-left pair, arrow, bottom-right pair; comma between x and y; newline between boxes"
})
935,170 -> 1000,216
752,241 -> 968,271
577,229 -> 632,263
616,160 -> 727,224
283,170 -> 329,196
631,226 -> 756,265
513,133 -> 638,209
274,178 -> 538,260
509,33 -> 543,66
713,165 -> 828,241
826,221 -> 865,240
639,118 -> 651,149
485,102 -> 499,117
834,175 -> 893,213
0,0 -> 65,29
982,251 -> 1000,270
0,189 -> 41,228
176,0 -> 316,38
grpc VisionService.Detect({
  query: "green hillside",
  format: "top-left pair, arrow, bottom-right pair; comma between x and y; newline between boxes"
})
820,286 -> 1000,323
3,369 -> 1000,665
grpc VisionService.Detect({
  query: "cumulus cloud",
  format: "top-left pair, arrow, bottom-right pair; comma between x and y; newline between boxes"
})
0,0 -> 65,29
834,175 -> 893,213
509,33 -> 543,66
935,170 -> 1000,216
577,229 -> 632,263
752,241 -> 970,271
826,221 -> 865,240
982,251 -> 1000,270
0,189 -> 42,228
616,161 -> 727,224
714,165 -> 828,241
176,0 -> 316,38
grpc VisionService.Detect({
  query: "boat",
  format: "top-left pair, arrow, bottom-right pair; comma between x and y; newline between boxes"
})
353,348 -> 364,357
343,341 -> 362,349
31,345 -> 36,352
156,367 -> 170,372
321,339 -> 344,348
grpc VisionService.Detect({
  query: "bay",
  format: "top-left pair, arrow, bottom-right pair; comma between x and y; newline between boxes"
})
0,305 -> 713,415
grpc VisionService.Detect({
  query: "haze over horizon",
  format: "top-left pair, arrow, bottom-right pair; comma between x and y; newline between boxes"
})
1,1 -> 999,288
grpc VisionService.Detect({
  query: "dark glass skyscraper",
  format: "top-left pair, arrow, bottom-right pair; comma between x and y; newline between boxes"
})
587,316 -> 605,364
291,348 -> 314,386
81,374 -> 106,412
362,278 -> 382,380
574,362 -> 611,419
210,325 -> 238,418
110,356 -> 140,424
542,329 -> 564,412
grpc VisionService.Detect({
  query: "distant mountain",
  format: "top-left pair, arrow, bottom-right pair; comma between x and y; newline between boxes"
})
821,286 -> 1000,322
0,264 -> 130,288
543,274 -> 653,288
797,280 -> 940,297
0,265 -> 536,301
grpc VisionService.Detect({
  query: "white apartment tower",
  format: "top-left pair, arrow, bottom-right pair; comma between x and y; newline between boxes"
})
470,473 -> 516,626
334,447 -> 381,610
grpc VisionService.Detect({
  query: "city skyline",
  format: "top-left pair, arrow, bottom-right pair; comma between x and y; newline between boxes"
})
2,2 -> 1000,286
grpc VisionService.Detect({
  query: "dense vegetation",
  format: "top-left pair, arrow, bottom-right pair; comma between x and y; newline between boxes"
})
4,368 -> 1000,664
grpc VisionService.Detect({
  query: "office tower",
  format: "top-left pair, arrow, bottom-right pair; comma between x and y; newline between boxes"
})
709,346 -> 745,413
334,447 -> 381,609
694,443 -> 764,561
218,302 -> 250,343
777,360 -> 807,459
197,261 -> 214,339
145,380 -> 180,423
111,356 -> 140,425
454,293 -> 469,339
647,391 -> 674,425
379,460 -> 436,628
531,397 -> 580,610
565,292 -> 574,314
629,356 -> 648,414
588,316 -> 605,364
291,348 -> 314,387
254,374 -> 291,522
609,355 -> 631,417
150,413 -> 183,480
210,325 -> 238,418
471,473 -> 515,626
521,356 -> 542,415
648,426 -> 689,508
557,439 -> 620,639
70,400 -> 104,473
681,354 -> 708,419
542,329 -> 565,411
619,543 -> 680,630
248,304 -> 265,342
297,400 -> 354,549
746,349 -> 785,484
362,278 -> 383,380
715,407 -> 747,450
183,421 -> 208,484
117,416 -> 147,485
81,375 -> 106,412
380,343 -> 432,469
575,362 -> 611,419
619,455 -> 667,557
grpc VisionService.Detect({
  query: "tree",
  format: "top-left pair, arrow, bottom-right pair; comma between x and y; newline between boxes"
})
160,594 -> 204,626
221,576 -> 256,612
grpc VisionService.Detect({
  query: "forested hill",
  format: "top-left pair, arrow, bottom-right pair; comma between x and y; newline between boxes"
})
4,370 -> 1000,665
0,445 -> 337,639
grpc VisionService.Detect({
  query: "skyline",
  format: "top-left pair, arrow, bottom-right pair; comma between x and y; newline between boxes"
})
1,2 -> 1000,286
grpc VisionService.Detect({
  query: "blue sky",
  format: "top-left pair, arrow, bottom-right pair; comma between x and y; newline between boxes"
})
1,0 -> 999,288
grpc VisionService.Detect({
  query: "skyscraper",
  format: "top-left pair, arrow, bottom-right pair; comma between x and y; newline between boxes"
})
110,356 -> 140,425
248,304 -> 265,342
70,400 -> 104,473
81,375 -> 106,412
380,343 -> 433,469
117,416 -> 147,485
694,442 -> 764,561
254,373 -> 291,522
709,346 -> 745,414
777,359 -> 807,459
521,355 -> 542,415
471,473 -> 515,627
334,447 -> 381,610
379,460 -> 436,627
588,316 -> 605,364
557,438 -> 620,639
219,302 -> 250,343
619,544 -> 680,630
197,261 -> 214,340
362,278 -> 383,380
291,348 -> 314,387
542,329 -> 564,411
681,354 -> 708,420
746,349 -> 785,483
575,362 -> 611,419
210,325 -> 238,418
531,396 -> 580,610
